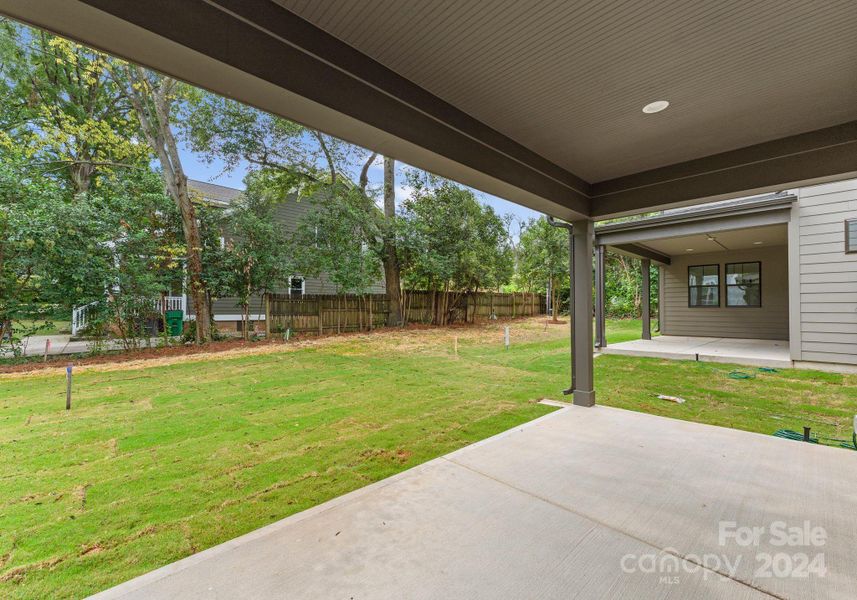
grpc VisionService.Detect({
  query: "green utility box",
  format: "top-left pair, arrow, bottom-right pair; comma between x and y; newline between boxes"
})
165,310 -> 184,336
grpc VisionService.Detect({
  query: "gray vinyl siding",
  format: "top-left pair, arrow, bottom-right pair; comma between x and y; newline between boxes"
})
796,180 -> 857,365
268,198 -> 385,296
660,245 -> 789,340
189,195 -> 385,320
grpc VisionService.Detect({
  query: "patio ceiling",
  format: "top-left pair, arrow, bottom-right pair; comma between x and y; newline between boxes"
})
2,0 -> 857,219
639,223 -> 787,256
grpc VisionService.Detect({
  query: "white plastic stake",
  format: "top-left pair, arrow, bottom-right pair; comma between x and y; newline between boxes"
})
504,326 -> 510,350
44,338 -> 51,362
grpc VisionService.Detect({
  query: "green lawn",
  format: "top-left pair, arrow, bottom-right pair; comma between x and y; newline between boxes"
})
603,317 -> 656,344
11,320 -> 71,336
1,318 -> 855,598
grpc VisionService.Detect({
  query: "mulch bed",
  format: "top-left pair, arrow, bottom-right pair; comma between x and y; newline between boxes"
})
0,338 -> 273,375
0,316 -> 544,376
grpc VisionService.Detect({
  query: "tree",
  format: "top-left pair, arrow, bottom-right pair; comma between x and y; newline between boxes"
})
121,66 -> 212,342
210,187 -> 291,339
0,24 -> 185,351
0,145 -> 182,351
603,253 -> 659,319
0,21 -> 147,196
516,217 -> 568,322
0,152 -> 65,353
398,172 -> 513,324
291,189 -> 383,294
183,93 -> 405,325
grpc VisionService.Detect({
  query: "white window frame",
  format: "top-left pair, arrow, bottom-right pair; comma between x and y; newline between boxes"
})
288,275 -> 306,296
846,219 -> 857,254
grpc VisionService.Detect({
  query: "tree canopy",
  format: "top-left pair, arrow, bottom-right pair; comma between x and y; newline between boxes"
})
397,172 -> 513,294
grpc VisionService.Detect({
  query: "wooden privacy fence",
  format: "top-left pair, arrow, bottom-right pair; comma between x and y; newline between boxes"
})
265,290 -> 545,335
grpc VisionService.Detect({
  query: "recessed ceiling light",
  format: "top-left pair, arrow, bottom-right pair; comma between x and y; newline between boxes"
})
753,241 -> 763,245
642,100 -> 670,114
685,248 -> 694,252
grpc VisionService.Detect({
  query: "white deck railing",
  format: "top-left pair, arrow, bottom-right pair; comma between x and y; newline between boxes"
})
71,300 -> 99,336
71,296 -> 186,336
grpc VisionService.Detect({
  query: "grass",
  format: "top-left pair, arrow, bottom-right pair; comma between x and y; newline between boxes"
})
12,321 -> 71,336
1,317 -> 855,598
604,317 -> 654,344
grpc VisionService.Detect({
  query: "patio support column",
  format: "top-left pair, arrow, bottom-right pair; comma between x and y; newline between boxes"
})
570,220 -> 595,407
594,245 -> 606,348
641,259 -> 651,340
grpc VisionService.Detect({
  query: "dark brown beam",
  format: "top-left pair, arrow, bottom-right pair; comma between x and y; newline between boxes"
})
609,244 -> 671,266
591,121 -> 857,218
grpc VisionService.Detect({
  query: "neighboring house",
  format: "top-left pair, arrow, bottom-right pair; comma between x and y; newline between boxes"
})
187,180 -> 385,332
594,179 -> 857,370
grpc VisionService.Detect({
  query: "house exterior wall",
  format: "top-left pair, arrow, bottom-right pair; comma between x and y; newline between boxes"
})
267,197 -> 385,296
794,180 -> 857,365
660,245 -> 789,340
189,195 -> 385,327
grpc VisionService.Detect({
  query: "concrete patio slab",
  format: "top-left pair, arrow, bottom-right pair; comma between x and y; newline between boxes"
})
90,406 -> 857,600
602,336 -> 792,369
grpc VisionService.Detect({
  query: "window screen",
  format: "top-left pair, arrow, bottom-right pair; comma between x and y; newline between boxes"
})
725,262 -> 761,307
688,265 -> 719,307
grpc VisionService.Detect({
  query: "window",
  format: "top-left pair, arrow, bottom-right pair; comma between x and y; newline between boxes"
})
688,264 -> 719,307
846,219 -> 857,254
725,262 -> 761,307
288,276 -> 305,297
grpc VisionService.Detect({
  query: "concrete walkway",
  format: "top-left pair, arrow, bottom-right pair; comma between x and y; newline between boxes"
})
91,406 -> 857,600
6,335 -> 165,358
602,336 -> 792,369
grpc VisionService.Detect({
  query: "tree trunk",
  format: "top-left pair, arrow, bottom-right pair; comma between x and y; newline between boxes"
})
381,157 -> 403,327
551,276 -> 560,322
123,68 -> 211,343
174,172 -> 211,343
70,159 -> 94,197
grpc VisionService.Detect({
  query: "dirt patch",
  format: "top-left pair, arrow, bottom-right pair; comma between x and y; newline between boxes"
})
80,543 -> 104,557
0,556 -> 63,583
73,484 -> 91,511
358,447 -> 413,464
0,338 -> 278,376
1,317 -> 561,378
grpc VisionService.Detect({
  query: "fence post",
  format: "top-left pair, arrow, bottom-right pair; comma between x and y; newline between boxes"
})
264,294 -> 271,338
318,296 -> 323,335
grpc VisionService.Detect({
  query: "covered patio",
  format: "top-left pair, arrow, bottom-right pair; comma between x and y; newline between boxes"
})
2,1 -> 856,598
602,336 -> 792,369
594,193 -> 796,369
92,405 -> 857,599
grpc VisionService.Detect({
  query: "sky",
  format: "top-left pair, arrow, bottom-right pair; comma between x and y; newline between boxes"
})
177,143 -> 542,229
